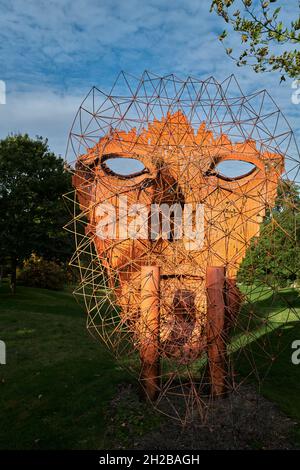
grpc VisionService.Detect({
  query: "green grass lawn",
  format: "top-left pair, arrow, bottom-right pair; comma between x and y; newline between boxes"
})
234,285 -> 300,445
0,282 -> 300,449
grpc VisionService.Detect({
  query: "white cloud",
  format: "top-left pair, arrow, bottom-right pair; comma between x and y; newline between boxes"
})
0,89 -> 83,156
0,0 -> 298,164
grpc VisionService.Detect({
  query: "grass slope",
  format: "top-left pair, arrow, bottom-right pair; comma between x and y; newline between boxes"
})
0,283 -> 131,449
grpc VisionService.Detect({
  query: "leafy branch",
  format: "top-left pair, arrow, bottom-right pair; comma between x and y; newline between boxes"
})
210,0 -> 300,80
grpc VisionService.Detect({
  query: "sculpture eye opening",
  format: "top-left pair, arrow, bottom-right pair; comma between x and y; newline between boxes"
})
214,160 -> 257,181
101,155 -> 148,179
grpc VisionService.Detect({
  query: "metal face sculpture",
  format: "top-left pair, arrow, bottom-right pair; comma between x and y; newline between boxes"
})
66,73 -> 297,420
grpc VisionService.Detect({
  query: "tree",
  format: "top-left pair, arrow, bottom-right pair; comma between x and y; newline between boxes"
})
0,134 -> 73,293
210,0 -> 300,81
238,180 -> 300,286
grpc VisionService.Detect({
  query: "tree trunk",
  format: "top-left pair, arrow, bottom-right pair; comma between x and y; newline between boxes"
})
10,258 -> 17,294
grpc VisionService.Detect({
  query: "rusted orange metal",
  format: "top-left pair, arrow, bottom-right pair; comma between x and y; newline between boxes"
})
139,266 -> 160,401
68,74 -> 289,416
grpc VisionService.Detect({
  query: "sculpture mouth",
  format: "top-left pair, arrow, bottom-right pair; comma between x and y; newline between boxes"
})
160,273 -> 204,280
173,289 -> 196,318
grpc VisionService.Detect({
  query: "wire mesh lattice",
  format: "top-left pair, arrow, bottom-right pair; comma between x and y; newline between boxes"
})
65,72 -> 300,422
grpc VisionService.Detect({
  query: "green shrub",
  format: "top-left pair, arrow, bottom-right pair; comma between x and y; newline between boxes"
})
18,255 -> 65,290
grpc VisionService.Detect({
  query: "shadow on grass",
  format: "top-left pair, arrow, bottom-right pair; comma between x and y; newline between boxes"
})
233,317 -> 300,446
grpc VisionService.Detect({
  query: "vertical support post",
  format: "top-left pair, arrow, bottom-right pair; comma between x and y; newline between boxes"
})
206,266 -> 227,396
224,278 -> 243,391
140,266 -> 160,401
225,278 -> 241,327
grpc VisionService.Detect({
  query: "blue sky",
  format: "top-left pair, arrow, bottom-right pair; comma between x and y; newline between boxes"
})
0,0 -> 299,157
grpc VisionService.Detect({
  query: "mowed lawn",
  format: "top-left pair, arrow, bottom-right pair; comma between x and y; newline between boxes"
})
0,282 -> 300,449
0,282 -> 130,449
234,285 -> 300,445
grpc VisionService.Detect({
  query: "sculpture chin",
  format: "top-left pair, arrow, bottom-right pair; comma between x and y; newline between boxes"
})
110,266 -> 207,363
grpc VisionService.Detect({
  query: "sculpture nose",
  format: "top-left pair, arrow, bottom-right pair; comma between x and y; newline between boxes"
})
152,169 -> 185,206
140,178 -> 155,190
